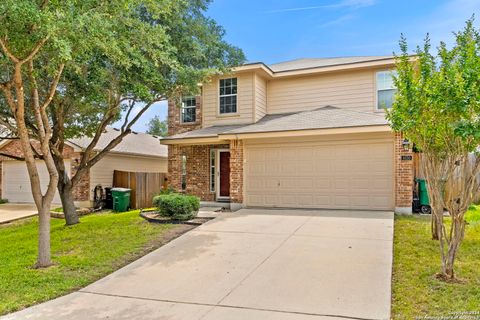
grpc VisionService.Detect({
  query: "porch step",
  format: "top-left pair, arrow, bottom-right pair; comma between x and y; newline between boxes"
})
200,201 -> 230,209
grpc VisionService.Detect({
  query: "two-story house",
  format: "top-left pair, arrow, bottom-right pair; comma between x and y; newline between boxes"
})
161,56 -> 414,214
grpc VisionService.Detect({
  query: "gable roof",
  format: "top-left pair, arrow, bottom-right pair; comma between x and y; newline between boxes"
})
267,56 -> 395,73
162,107 -> 389,143
69,127 -> 167,158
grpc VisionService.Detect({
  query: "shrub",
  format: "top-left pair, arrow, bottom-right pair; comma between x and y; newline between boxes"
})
153,193 -> 200,221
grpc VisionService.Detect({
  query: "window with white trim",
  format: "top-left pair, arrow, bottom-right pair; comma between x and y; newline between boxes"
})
210,150 -> 215,192
181,96 -> 196,123
219,78 -> 237,114
181,155 -> 187,190
376,70 -> 398,110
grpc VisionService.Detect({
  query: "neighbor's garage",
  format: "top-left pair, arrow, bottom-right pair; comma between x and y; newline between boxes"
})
244,133 -> 394,210
2,160 -> 70,204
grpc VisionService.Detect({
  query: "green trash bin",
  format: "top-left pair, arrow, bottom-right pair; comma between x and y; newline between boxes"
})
111,188 -> 131,212
416,179 -> 431,214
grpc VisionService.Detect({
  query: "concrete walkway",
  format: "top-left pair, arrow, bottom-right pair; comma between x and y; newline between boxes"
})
2,209 -> 394,320
0,203 -> 39,224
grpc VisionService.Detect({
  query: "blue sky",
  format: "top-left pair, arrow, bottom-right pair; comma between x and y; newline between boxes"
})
122,0 -> 480,133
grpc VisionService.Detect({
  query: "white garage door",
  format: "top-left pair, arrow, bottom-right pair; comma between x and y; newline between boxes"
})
245,136 -> 394,210
3,160 -> 70,204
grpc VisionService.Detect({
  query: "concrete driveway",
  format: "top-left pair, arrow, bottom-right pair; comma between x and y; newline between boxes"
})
2,209 -> 394,320
0,203 -> 39,224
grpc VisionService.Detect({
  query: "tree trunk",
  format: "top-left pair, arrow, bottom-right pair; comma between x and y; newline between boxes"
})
52,152 -> 79,225
431,216 -> 439,240
58,178 -> 79,225
37,205 -> 52,268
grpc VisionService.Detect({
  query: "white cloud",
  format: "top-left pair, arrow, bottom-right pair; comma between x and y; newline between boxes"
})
266,0 -> 375,13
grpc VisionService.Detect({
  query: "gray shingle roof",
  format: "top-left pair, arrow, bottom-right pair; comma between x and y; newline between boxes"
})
163,125 -> 245,140
268,56 -> 394,72
223,107 -> 388,135
69,127 -> 167,158
163,107 -> 388,141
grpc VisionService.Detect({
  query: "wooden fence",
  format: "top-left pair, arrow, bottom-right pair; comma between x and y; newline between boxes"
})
113,170 -> 167,209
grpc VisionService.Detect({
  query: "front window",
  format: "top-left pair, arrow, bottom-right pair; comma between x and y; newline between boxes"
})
210,150 -> 216,192
181,155 -> 187,191
376,70 -> 397,110
219,78 -> 237,114
181,96 -> 196,123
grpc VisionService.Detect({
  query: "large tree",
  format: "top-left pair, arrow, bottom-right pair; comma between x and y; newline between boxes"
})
0,0 -> 244,265
48,0 -> 243,225
387,19 -> 480,280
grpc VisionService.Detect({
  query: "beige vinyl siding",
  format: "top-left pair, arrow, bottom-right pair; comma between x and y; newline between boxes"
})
202,73 -> 255,127
254,74 -> 267,121
267,69 -> 376,114
244,132 -> 394,210
90,154 -> 167,200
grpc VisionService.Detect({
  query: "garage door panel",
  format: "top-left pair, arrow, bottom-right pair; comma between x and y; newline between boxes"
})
3,160 -> 70,204
245,137 -> 394,210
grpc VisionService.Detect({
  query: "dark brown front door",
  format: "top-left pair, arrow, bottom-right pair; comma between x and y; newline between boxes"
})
219,152 -> 230,197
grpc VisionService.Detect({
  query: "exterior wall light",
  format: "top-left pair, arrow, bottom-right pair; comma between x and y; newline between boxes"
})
402,139 -> 411,152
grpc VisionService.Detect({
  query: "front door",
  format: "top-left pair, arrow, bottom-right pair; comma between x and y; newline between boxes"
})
219,151 -> 230,198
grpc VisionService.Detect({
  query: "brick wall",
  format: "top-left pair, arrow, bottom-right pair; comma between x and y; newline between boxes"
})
230,140 -> 244,205
394,132 -> 414,213
167,96 -> 203,136
168,144 -> 217,201
70,152 -> 90,201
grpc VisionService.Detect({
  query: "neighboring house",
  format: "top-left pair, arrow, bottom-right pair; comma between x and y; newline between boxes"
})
0,127 -> 168,206
162,56 -> 414,214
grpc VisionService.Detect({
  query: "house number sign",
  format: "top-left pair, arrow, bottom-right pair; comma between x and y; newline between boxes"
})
401,155 -> 413,161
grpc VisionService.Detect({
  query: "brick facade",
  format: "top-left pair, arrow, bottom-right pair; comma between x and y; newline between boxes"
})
0,140 -> 90,202
70,152 -> 90,202
394,132 -> 414,214
229,140 -> 244,206
167,96 -> 203,136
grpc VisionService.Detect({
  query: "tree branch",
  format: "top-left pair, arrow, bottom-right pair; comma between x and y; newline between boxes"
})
0,38 -> 19,63
41,63 -> 65,111
20,37 -> 49,64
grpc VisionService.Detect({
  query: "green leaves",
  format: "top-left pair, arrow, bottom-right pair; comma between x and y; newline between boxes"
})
0,0 -> 245,139
387,17 -> 480,155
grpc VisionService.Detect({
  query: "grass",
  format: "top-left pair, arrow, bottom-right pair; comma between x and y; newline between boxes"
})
0,209 -> 183,315
392,211 -> 480,319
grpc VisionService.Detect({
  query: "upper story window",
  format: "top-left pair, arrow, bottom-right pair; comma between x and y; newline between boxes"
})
219,78 -> 237,114
181,96 -> 196,123
376,70 -> 398,110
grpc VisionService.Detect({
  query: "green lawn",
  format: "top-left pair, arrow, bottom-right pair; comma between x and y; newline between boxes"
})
392,206 -> 480,319
0,210 -> 183,315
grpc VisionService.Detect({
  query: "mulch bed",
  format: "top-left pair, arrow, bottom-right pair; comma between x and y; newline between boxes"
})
50,208 -> 93,219
139,210 -> 213,226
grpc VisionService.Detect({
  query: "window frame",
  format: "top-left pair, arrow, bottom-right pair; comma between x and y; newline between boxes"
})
181,155 -> 187,191
375,70 -> 398,111
210,149 -> 215,192
218,77 -> 238,115
181,96 -> 196,124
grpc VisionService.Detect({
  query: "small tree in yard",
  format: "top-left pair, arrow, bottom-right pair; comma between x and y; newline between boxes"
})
387,19 -> 480,280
